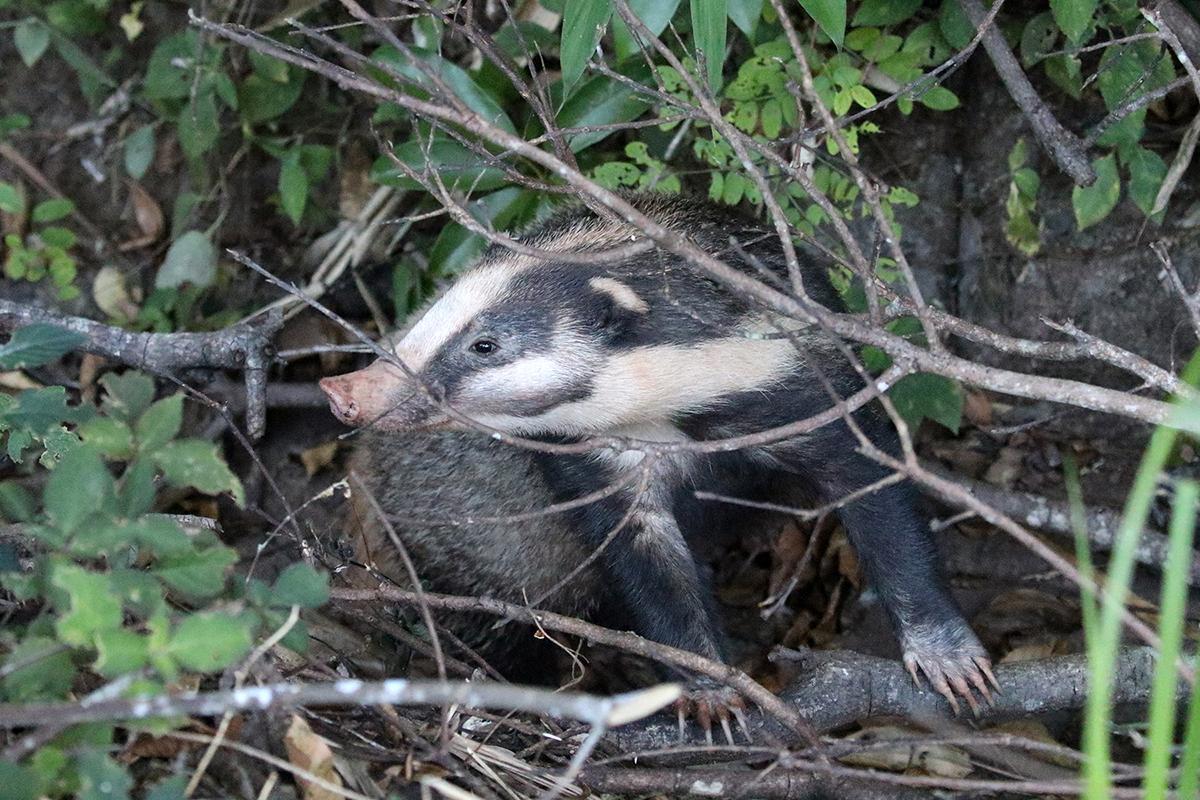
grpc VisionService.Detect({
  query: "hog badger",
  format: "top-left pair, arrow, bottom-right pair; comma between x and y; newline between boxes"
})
321,193 -> 995,713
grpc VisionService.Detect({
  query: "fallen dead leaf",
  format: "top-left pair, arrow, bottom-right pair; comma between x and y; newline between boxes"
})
339,141 -> 374,219
986,719 -> 1077,768
841,724 -> 973,778
963,390 -> 993,427
93,266 -> 141,321
118,180 -> 164,251
284,714 -> 344,800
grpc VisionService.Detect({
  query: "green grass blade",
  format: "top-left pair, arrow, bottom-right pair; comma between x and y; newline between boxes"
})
1177,652 -> 1200,800
1143,480 -> 1197,799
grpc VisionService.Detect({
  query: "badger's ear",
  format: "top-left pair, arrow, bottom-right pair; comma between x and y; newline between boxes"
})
587,277 -> 647,339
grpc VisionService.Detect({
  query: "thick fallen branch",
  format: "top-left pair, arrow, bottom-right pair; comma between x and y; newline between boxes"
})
921,465 -> 1200,584
612,646 -> 1168,749
958,0 -> 1095,186
0,300 -> 282,439
0,676 -> 679,730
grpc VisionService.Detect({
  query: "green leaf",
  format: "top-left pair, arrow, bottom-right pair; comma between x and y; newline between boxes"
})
155,439 -> 245,505
691,0 -> 728,91
1125,146 -> 1166,218
918,85 -> 959,110
852,0 -> 920,27
14,19 -> 50,68
155,230 -> 217,289
728,0 -> 764,36
155,544 -> 238,598
177,89 -> 219,159
1050,0 -> 1096,44
238,69 -> 306,124
558,63 -> 654,152
45,445 -> 114,533
144,32 -> 199,101
0,181 -> 24,214
800,0 -> 846,47
31,198 -> 74,223
124,125 -> 156,180
427,187 -> 534,275
79,417 -> 134,460
94,628 -> 148,677
561,0 -> 613,93
271,563 -> 330,608
889,372 -> 963,433
167,612 -> 252,671
279,152 -> 308,225
612,0 -> 683,58
136,394 -> 184,453
1044,54 -> 1083,99
119,457 -> 158,518
45,0 -> 105,36
372,49 -> 517,135
52,564 -> 123,646
1072,153 -> 1120,231
146,776 -> 188,800
40,225 -> 76,249
100,372 -> 156,423
371,138 -> 510,193
76,751 -> 133,800
938,0 -> 973,49
0,324 -> 85,369
0,760 -> 38,800
1,636 -> 74,702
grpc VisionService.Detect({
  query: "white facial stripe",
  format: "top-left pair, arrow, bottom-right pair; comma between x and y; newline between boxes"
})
396,263 -> 520,370
589,277 -> 649,313
461,354 -> 575,399
469,336 -> 799,435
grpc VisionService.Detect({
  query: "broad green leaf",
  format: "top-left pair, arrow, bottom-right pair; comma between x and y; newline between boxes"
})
14,19 -> 50,67
691,0 -> 728,92
1050,0 -> 1096,44
1,636 -> 75,702
167,612 -> 252,671
0,324 -> 85,369
31,198 -> 73,223
76,751 -> 133,800
1125,146 -> 1166,218
427,187 -> 535,275
1019,12 -> 1058,67
155,544 -> 238,598
0,181 -> 24,214
177,89 -> 219,159
0,760 -> 38,800
0,482 -> 36,523
146,776 -> 189,800
728,0 -> 764,36
51,564 -> 123,646
136,394 -> 183,452
561,0 -> 613,93
938,0 -> 973,49
852,0 -> 919,27
918,85 -> 959,110
238,69 -> 306,124
889,372 -> 963,433
1044,54 -> 1083,99
800,0 -> 846,48
45,446 -> 114,533
40,226 -> 76,249
124,125 -> 156,179
45,0 -> 105,36
94,628 -> 148,676
79,417 -> 134,459
100,372 -> 156,423
371,138 -> 510,193
558,63 -> 654,152
612,0 -> 684,58
119,457 -> 158,517
373,49 -> 517,135
155,439 -> 245,505
271,563 -> 330,608
155,230 -> 217,289
5,386 -> 79,434
1072,153 -> 1120,231
279,152 -> 308,225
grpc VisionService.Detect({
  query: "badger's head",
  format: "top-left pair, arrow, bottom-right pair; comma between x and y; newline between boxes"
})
319,202 -> 799,437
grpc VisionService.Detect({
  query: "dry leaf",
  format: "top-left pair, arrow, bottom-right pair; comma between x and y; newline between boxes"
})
284,714 -> 344,800
987,719 -> 1077,768
983,446 -> 1025,489
963,390 -> 993,427
93,266 -> 141,321
0,371 -> 40,391
299,441 -> 339,477
339,142 -> 373,219
118,181 -> 164,251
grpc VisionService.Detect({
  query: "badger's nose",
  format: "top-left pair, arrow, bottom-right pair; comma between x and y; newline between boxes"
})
319,376 -> 359,424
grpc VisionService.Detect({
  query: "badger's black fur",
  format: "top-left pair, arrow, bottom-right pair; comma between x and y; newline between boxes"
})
325,192 -> 993,710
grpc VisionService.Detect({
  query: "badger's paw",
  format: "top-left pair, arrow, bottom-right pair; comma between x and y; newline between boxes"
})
675,680 -> 750,745
902,630 -> 999,717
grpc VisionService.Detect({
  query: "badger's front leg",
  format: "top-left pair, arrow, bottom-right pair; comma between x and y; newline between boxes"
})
769,422 -> 998,715
575,459 -> 746,740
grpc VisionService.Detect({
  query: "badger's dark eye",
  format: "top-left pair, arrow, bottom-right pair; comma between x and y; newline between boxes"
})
469,338 -> 499,355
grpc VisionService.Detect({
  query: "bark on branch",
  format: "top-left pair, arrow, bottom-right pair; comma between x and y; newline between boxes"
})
0,300 -> 282,438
